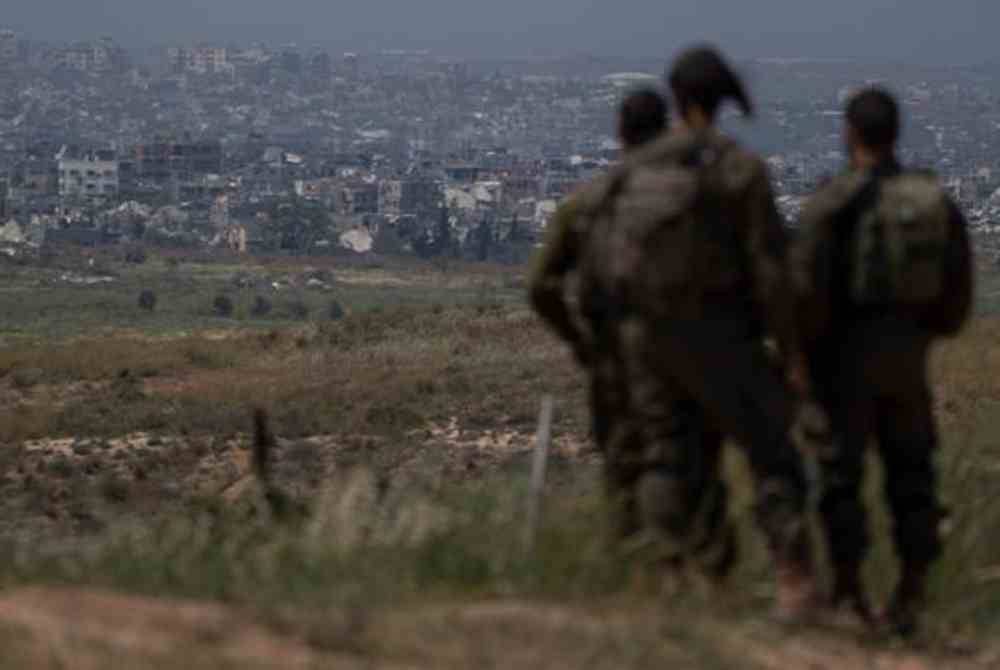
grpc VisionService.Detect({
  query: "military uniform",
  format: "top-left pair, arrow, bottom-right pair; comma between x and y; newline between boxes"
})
790,162 -> 973,621
530,185 -> 637,534
572,128 -> 811,573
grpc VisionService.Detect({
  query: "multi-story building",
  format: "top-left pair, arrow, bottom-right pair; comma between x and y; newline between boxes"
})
59,38 -> 125,74
378,179 -> 402,215
308,51 -> 332,80
166,46 -> 228,75
58,153 -> 119,201
0,176 -> 8,219
336,182 -> 379,216
131,141 -> 223,180
0,30 -> 19,67
399,178 -> 443,215
342,52 -> 360,80
500,174 -> 541,207
378,178 -> 443,217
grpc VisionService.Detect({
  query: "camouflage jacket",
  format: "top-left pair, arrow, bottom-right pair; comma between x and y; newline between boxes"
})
529,189 -> 590,356
789,165 -> 973,347
593,128 -> 802,358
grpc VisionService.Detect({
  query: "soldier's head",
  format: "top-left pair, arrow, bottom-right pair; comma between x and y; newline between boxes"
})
845,87 -> 900,168
668,45 -> 752,130
618,88 -> 668,152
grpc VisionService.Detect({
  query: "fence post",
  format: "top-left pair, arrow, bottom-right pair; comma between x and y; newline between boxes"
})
523,394 -> 554,555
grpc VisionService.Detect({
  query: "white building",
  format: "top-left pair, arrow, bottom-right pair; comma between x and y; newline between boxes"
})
167,46 -> 229,75
59,156 -> 119,201
60,38 -> 122,73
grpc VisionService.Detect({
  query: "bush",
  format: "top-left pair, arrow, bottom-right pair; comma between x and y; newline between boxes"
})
138,289 -> 157,312
125,247 -> 148,264
329,299 -> 346,321
252,295 -> 273,317
289,300 -> 310,320
213,294 -> 235,318
11,367 -> 44,390
100,474 -> 132,504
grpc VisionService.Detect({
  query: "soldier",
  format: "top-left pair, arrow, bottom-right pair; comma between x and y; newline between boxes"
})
572,45 -> 817,618
791,88 -> 973,635
530,88 -> 668,537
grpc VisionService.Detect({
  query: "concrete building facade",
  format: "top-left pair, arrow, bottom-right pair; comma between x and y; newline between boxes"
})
0,30 -> 18,66
59,156 -> 119,201
167,46 -> 228,75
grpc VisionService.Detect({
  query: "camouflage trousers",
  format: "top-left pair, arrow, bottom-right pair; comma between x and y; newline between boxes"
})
599,316 -> 810,572
586,348 -> 635,528
812,317 -> 946,578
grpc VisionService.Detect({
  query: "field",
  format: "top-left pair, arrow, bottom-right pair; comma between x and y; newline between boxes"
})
0,244 -> 998,668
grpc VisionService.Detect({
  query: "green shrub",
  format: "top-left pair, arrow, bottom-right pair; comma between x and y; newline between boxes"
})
252,295 -> 273,317
125,247 -> 148,264
329,299 -> 346,321
213,294 -> 235,318
138,289 -> 157,312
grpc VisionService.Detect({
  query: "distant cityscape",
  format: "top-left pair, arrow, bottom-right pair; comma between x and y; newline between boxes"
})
2,29 -> 1000,261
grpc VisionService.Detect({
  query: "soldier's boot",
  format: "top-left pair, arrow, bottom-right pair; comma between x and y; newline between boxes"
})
690,485 -> 738,589
828,561 -> 875,625
769,525 -> 822,625
686,526 -> 738,606
756,486 -> 822,624
628,555 -> 687,598
606,495 -> 640,547
627,467 -> 690,587
699,526 -> 737,586
602,466 -> 641,549
879,562 -> 930,638
773,558 -> 821,624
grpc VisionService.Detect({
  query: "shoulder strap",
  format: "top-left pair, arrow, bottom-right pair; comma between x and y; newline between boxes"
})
835,174 -> 881,235
828,175 -> 881,315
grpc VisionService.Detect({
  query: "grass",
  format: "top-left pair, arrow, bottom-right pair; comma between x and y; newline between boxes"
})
0,245 -> 997,666
0,246 -> 524,341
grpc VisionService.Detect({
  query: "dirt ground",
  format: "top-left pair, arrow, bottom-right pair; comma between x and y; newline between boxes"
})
1,587 -> 995,670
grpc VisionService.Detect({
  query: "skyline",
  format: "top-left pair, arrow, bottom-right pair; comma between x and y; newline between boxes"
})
1,1 -> 997,65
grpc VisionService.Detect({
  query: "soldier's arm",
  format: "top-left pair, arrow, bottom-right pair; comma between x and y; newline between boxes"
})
529,198 -> 586,349
744,164 -> 809,389
926,200 -> 974,336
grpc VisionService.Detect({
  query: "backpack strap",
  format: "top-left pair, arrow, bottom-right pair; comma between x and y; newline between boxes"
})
829,175 -> 882,317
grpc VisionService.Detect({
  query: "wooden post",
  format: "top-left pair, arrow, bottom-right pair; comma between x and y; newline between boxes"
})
523,394 -> 554,555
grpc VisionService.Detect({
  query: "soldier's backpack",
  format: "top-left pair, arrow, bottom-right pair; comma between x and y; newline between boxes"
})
576,139 -> 747,323
848,172 -> 951,307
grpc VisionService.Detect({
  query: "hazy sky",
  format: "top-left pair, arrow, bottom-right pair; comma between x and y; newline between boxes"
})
6,0 -> 996,64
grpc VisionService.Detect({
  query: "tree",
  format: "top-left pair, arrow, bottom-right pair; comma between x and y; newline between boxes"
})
474,216 -> 495,262
433,204 -> 455,257
271,199 -> 333,254
251,295 -> 273,317
125,247 -> 148,264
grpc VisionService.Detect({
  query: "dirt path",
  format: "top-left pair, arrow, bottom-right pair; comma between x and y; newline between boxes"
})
0,587 -> 332,669
0,588 -> 995,670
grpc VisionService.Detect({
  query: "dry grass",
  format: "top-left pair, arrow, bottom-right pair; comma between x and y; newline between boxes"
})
0,253 -> 998,666
0,303 -> 588,445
